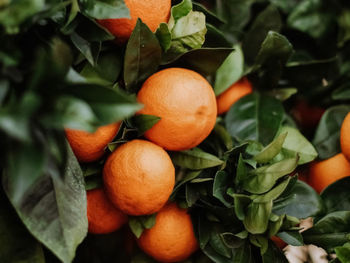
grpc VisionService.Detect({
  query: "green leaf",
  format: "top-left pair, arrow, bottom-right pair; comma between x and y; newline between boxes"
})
276,126 -> 318,165
128,114 -> 161,136
124,19 -> 162,92
262,241 -> 288,263
303,211 -> 350,251
186,183 -> 201,207
214,44 -> 244,96
335,242 -> 350,263
170,0 -> 192,23
162,47 -> 233,76
268,88 -> 297,101
232,240 -> 255,263
202,244 -> 233,263
313,105 -> 350,160
220,233 -> 245,249
225,93 -> 285,146
273,180 -> 322,218
213,171 -> 232,207
231,193 -> 251,221
0,193 -> 45,263
277,231 -> 304,246
287,0 -> 335,39
80,0 -> 130,19
254,133 -> 287,164
213,124 -> 234,150
209,226 -> 232,258
170,11 -> 207,51
155,23 -> 172,51
252,177 -> 291,203
338,9 -> 350,47
80,49 -> 123,84
249,235 -> 268,254
321,177 -> 350,214
242,157 -> 298,194
244,201 -> 273,234
170,148 -> 224,169
70,33 -> 100,66
0,0 -> 45,34
243,5 -> 282,65
129,218 -> 144,238
139,214 -> 157,229
2,144 -> 88,263
235,154 -> 248,186
172,170 -> 201,197
198,217 -> 211,249
193,2 -> 225,26
332,83 -> 350,101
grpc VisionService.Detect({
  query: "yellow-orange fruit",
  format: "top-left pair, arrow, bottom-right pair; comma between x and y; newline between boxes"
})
103,139 -> 175,215
308,153 -> 350,193
137,68 -> 217,151
138,203 -> 198,262
340,112 -> 350,161
216,78 -> 253,115
97,0 -> 171,43
65,123 -> 120,163
87,188 -> 127,234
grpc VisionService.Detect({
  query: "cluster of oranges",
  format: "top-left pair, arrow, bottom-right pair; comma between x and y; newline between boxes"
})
66,64 -> 253,262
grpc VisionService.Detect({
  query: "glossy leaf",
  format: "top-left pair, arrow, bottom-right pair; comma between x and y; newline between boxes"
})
335,242 -> 350,263
244,201 -> 273,234
252,177 -> 291,203
71,32 -> 100,66
124,19 -> 162,92
313,105 -> 350,160
321,177 -> 350,214
253,132 -> 287,164
2,144 -> 88,263
277,231 -> 304,246
273,181 -> 323,218
225,93 -> 285,146
155,23 -> 172,51
128,114 -> 160,136
242,157 -> 298,194
170,148 -> 224,169
213,171 -> 232,207
80,0 -> 130,19
214,44 -> 244,95
332,83 -> 350,101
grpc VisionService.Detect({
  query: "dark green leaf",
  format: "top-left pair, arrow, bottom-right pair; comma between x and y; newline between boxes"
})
198,217 -> 211,249
220,232 -> 245,249
313,105 -> 350,159
204,23 -> 232,48
171,148 -> 224,169
162,47 -> 234,76
129,218 -> 144,238
232,241 -> 255,263
262,241 -> 288,263
186,183 -> 201,207
243,5 -> 282,65
214,45 -> 244,96
268,88 -> 297,101
332,83 -> 350,101
0,193 -> 45,263
276,126 -> 318,165
235,154 -> 248,186
303,211 -> 350,251
273,181 -> 323,218
80,0 -> 130,19
225,93 -> 285,146
202,244 -> 233,263
321,177 -> 350,214
213,171 -> 232,207
209,227 -> 232,258
124,19 -> 162,92
139,214 -> 156,229
231,193 -> 251,221
71,33 -> 100,66
155,23 -> 172,51
277,231 -> 304,246
254,133 -> 287,164
128,114 -> 161,136
335,242 -> 350,263
252,177 -> 291,203
2,144 -> 88,263
193,2 -> 225,26
214,124 -> 234,150
242,157 -> 298,194
244,201 -> 273,234
249,235 -> 268,254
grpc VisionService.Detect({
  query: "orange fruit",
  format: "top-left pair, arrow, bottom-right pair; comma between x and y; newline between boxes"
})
271,236 -> 287,249
308,153 -> 350,193
138,203 -> 198,262
137,68 -> 217,151
87,188 -> 127,234
103,139 -> 175,215
216,77 -> 253,115
97,0 -> 171,43
65,122 -> 120,163
340,112 -> 350,161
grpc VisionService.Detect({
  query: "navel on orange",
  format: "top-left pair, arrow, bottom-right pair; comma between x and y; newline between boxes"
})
103,139 -> 175,216
138,202 -> 198,262
97,0 -> 171,43
87,188 -> 127,234
216,77 -> 253,115
137,68 -> 217,151
65,122 -> 120,163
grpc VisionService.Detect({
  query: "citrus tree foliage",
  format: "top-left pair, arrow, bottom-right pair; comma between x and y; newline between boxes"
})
0,0 -> 350,262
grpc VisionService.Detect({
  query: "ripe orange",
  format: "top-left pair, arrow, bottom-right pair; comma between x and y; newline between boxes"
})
87,188 -> 127,234
216,77 -> 253,115
138,203 -> 198,262
308,153 -> 350,193
137,68 -> 217,151
103,139 -> 175,215
340,112 -> 350,161
97,0 -> 171,43
65,122 -> 120,163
